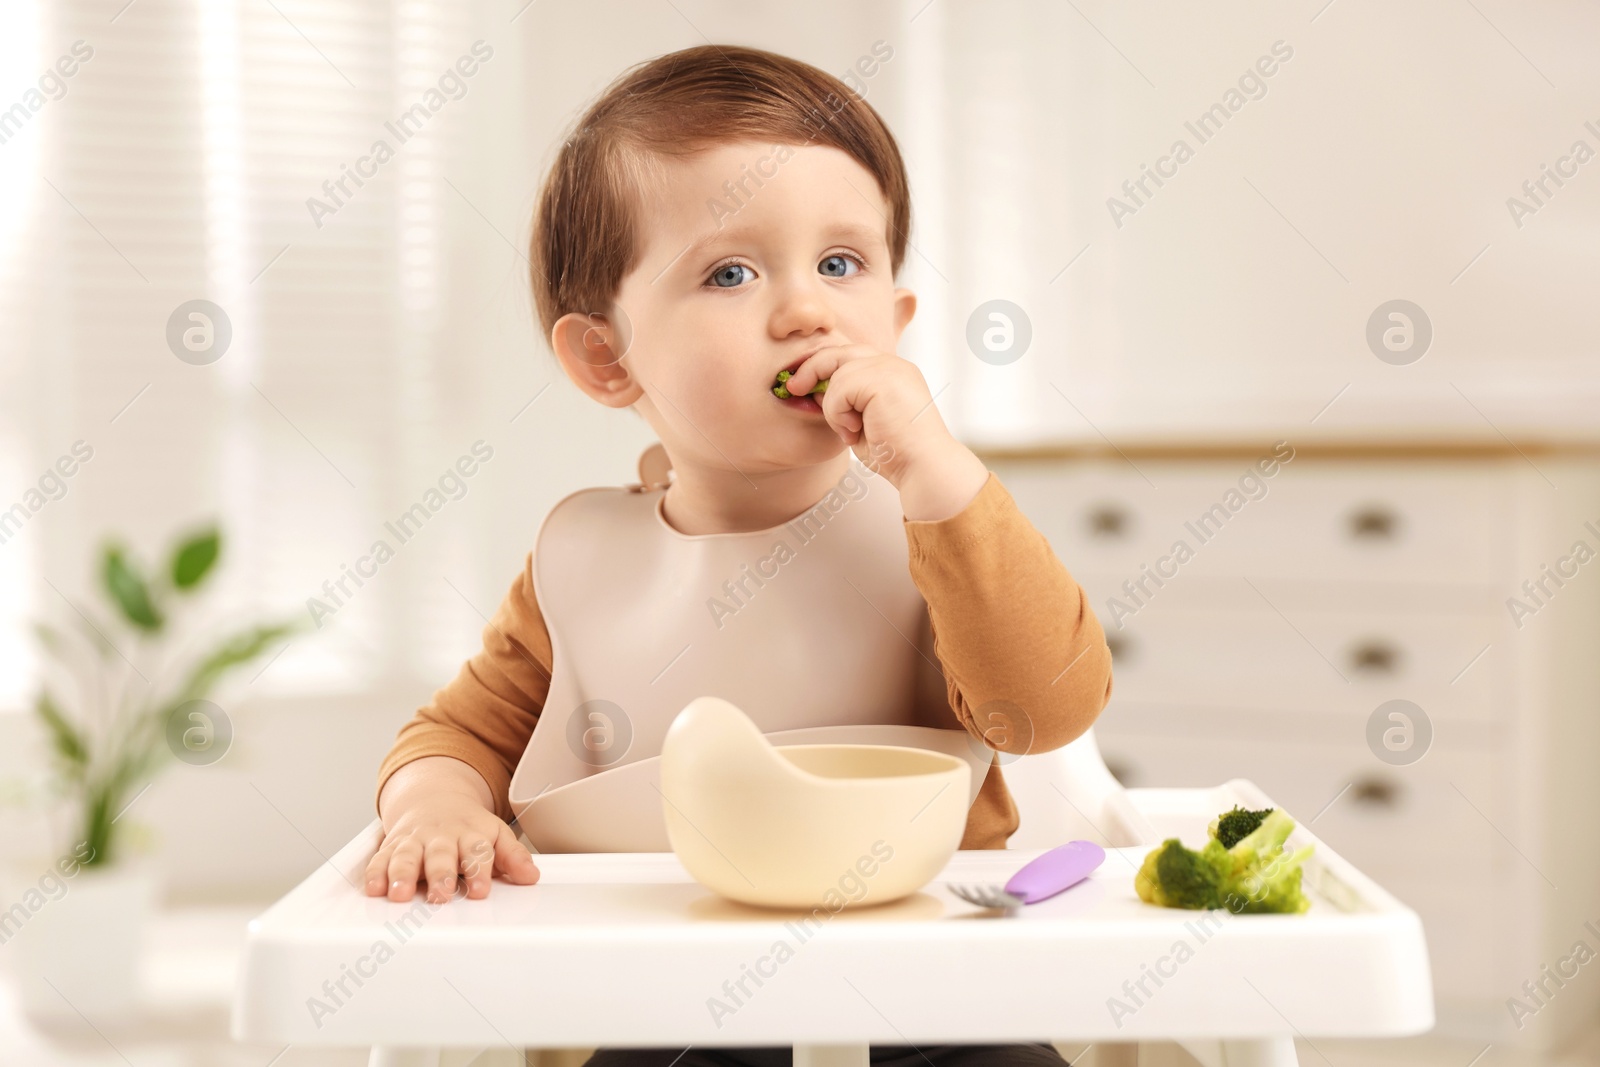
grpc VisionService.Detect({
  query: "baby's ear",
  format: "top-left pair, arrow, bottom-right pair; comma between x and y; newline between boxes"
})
892,286 -> 917,340
550,309 -> 639,409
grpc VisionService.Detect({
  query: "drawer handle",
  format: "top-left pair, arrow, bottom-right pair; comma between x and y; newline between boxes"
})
1350,774 -> 1402,808
1087,504 -> 1131,539
1348,506 -> 1400,541
1349,640 -> 1400,674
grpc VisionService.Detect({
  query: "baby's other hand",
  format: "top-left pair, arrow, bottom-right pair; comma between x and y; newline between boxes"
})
365,784 -> 540,903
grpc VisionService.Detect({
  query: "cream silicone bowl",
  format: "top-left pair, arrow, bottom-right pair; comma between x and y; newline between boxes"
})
660,696 -> 972,910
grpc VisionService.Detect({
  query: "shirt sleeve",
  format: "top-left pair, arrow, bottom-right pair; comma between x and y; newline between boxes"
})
373,551 -> 552,824
902,470 -> 1114,756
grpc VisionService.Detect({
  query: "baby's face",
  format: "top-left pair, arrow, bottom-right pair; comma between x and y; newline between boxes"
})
610,141 -> 914,474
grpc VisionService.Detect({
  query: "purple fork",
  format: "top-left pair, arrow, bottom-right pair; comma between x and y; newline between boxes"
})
947,840 -> 1106,913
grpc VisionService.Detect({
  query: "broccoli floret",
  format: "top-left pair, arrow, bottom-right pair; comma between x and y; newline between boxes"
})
772,369 -> 829,399
1135,807 -> 1314,915
1134,838 -> 1231,909
1231,850 -> 1315,914
1209,805 -> 1274,849
1223,809 -> 1314,914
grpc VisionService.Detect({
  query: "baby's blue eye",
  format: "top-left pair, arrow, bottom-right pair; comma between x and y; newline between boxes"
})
820,254 -> 861,278
708,263 -> 753,288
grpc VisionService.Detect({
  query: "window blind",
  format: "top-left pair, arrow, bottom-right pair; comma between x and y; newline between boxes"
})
0,0 -> 497,710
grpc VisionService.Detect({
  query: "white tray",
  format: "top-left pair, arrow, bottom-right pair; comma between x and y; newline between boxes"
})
231,778 -> 1433,1049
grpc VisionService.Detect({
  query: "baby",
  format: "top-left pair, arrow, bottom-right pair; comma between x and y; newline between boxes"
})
367,43 -> 1112,1067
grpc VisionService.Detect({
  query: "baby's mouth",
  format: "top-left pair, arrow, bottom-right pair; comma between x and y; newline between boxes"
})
772,368 -> 829,400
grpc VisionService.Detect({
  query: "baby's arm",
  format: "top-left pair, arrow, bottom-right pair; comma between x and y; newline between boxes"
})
903,471 -> 1114,755
783,344 -> 1112,740
365,552 -> 551,903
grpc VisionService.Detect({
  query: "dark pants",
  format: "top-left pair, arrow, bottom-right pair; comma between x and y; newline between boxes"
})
581,1042 -> 1070,1066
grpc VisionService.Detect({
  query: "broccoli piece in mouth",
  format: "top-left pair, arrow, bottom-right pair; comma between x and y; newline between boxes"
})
772,369 -> 829,399
1134,807 -> 1315,915
1209,805 -> 1275,849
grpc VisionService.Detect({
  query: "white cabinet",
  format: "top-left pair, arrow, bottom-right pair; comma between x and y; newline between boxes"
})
984,445 -> 1600,1052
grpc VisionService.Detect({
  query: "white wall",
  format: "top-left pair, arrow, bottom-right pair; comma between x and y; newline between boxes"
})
906,1 -> 1600,446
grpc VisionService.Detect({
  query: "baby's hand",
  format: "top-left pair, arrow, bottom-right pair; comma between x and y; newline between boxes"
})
365,782 -> 540,903
782,343 -> 989,522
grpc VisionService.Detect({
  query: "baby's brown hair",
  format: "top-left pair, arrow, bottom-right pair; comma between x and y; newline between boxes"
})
529,43 -> 910,345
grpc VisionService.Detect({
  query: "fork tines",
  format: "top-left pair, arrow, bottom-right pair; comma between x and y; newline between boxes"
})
948,883 -> 1022,911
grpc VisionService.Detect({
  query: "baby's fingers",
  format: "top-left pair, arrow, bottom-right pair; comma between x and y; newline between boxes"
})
458,833 -> 497,898
363,832 -> 394,895
383,836 -> 425,902
783,342 -> 874,397
422,837 -> 460,903
493,823 -> 541,886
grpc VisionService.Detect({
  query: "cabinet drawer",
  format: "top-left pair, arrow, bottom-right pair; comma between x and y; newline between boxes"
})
1096,604 -> 1503,720
993,459 -> 1510,587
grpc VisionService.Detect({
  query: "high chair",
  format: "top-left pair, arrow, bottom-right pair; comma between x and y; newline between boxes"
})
232,726 -> 1434,1067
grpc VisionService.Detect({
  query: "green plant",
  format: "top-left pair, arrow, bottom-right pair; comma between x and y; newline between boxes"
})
29,524 -> 304,868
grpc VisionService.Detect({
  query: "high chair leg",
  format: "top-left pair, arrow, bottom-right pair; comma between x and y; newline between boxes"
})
1174,1038 -> 1224,1066
1219,1038 -> 1298,1066
793,1043 -> 870,1067
368,1047 -> 443,1067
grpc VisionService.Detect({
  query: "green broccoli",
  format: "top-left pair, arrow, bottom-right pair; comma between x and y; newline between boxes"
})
1137,838 -> 1233,910
1134,808 -> 1314,914
1209,805 -> 1274,849
772,369 -> 829,399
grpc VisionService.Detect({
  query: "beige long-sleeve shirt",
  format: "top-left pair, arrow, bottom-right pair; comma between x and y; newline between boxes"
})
375,469 -> 1114,850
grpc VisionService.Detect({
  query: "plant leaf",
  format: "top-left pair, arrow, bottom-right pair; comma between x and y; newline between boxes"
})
34,689 -> 89,779
34,619 -> 107,666
102,544 -> 163,631
178,620 -> 302,701
32,621 -> 85,670
57,610 -> 118,659
80,783 -> 116,868
32,622 -> 66,656
171,528 -> 221,590
108,736 -> 167,799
